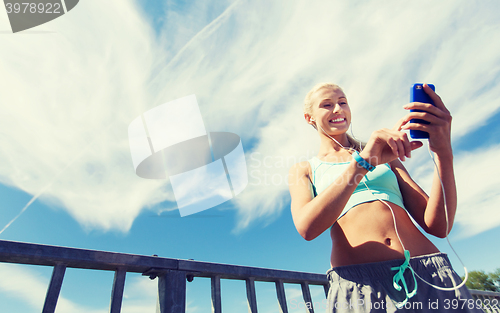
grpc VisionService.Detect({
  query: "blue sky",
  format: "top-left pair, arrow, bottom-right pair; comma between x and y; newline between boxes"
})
1,0 -> 500,312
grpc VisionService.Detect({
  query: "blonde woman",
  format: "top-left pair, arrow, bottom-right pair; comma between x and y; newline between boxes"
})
288,83 -> 482,312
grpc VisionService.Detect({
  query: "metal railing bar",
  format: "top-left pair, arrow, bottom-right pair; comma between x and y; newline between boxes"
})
0,239 -> 178,273
300,282 -> 314,313
275,280 -> 288,313
109,268 -> 126,313
246,277 -> 258,313
178,259 -> 326,284
469,292 -> 500,313
0,240 -> 327,285
42,263 -> 66,313
470,289 -> 500,297
323,284 -> 329,298
158,270 -> 186,313
211,275 -> 222,313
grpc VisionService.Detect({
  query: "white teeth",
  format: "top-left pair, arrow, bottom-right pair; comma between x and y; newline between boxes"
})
329,118 -> 344,122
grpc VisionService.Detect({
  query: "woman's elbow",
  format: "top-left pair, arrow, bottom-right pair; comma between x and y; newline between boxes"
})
297,226 -> 319,241
433,231 -> 447,239
428,225 -> 452,239
299,229 -> 318,241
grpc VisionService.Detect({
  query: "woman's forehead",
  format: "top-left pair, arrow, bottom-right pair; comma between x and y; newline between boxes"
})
313,87 -> 346,103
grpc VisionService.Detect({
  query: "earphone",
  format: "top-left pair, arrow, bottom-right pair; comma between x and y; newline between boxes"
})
314,120 -> 468,292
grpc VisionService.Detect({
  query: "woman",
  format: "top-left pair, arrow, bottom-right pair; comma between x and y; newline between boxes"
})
288,83 -> 482,312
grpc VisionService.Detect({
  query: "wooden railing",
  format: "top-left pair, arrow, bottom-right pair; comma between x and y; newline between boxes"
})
469,290 -> 500,313
1,239 -> 499,313
0,239 -> 328,313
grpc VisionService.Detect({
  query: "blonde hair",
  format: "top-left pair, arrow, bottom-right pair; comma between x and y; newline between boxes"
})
304,82 -> 364,152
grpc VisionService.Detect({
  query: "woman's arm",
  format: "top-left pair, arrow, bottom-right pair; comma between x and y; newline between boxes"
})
288,160 -> 368,241
426,151 -> 456,237
390,156 -> 456,238
395,83 -> 456,238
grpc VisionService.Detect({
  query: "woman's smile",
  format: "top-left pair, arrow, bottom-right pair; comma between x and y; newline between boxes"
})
328,117 -> 346,124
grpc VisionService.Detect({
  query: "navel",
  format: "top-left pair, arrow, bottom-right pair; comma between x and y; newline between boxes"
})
385,238 -> 392,246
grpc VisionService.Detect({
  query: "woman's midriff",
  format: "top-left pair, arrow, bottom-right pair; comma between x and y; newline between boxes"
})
329,201 -> 440,268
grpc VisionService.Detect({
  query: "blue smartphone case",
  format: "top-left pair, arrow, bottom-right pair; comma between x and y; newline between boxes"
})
410,83 -> 435,139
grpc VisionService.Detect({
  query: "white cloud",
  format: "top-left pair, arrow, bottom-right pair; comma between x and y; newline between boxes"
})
0,264 -> 202,313
0,0 -> 175,232
450,144 -> 500,238
121,275 -> 158,313
1,0 -> 499,236
0,263 -> 107,313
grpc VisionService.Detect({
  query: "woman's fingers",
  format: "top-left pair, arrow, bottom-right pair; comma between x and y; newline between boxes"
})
403,103 -> 449,121
410,141 -> 423,151
381,129 -> 413,161
393,116 -> 407,131
387,137 -> 399,158
404,102 -> 449,119
394,138 -> 406,161
366,128 -> 421,164
423,83 -> 449,113
400,111 -> 445,127
392,132 -> 412,161
401,132 -> 412,158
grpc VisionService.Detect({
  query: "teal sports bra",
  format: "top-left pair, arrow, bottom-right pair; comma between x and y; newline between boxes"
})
308,156 -> 406,224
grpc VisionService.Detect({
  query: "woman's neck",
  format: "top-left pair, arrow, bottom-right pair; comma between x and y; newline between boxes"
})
318,133 -> 351,156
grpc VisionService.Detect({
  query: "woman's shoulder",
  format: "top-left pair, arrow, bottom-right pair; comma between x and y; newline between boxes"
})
289,160 -> 313,180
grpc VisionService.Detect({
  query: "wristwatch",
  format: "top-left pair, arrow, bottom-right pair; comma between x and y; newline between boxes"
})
352,151 -> 375,172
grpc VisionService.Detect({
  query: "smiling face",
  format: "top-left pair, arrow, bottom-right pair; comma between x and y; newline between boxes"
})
308,86 -> 351,136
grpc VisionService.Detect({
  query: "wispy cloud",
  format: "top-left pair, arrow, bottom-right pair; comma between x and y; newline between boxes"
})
0,0 -> 177,233
0,263 -> 107,313
0,0 -> 499,236
451,144 -> 500,238
0,264 -> 203,313
121,275 -> 158,313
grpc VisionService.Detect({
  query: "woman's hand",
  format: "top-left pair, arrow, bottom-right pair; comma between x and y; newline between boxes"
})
398,84 -> 453,156
359,128 -> 423,166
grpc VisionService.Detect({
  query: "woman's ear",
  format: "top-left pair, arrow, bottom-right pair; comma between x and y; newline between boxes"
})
305,114 -> 314,124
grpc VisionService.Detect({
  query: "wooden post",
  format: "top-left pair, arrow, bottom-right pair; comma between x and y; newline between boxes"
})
109,268 -> 126,313
301,282 -> 314,313
42,264 -> 66,313
211,275 -> 222,313
246,277 -> 258,313
275,280 -> 288,313
158,270 -> 186,313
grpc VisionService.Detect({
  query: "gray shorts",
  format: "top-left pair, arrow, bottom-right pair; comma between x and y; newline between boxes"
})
326,252 -> 484,312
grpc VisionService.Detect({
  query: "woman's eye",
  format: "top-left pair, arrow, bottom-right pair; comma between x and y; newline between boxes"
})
339,102 -> 347,105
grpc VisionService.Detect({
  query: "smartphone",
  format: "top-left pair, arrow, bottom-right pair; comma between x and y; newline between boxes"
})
410,83 -> 435,139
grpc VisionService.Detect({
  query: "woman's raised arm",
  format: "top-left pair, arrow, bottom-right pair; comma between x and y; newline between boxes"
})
288,160 -> 368,240
396,84 -> 456,237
